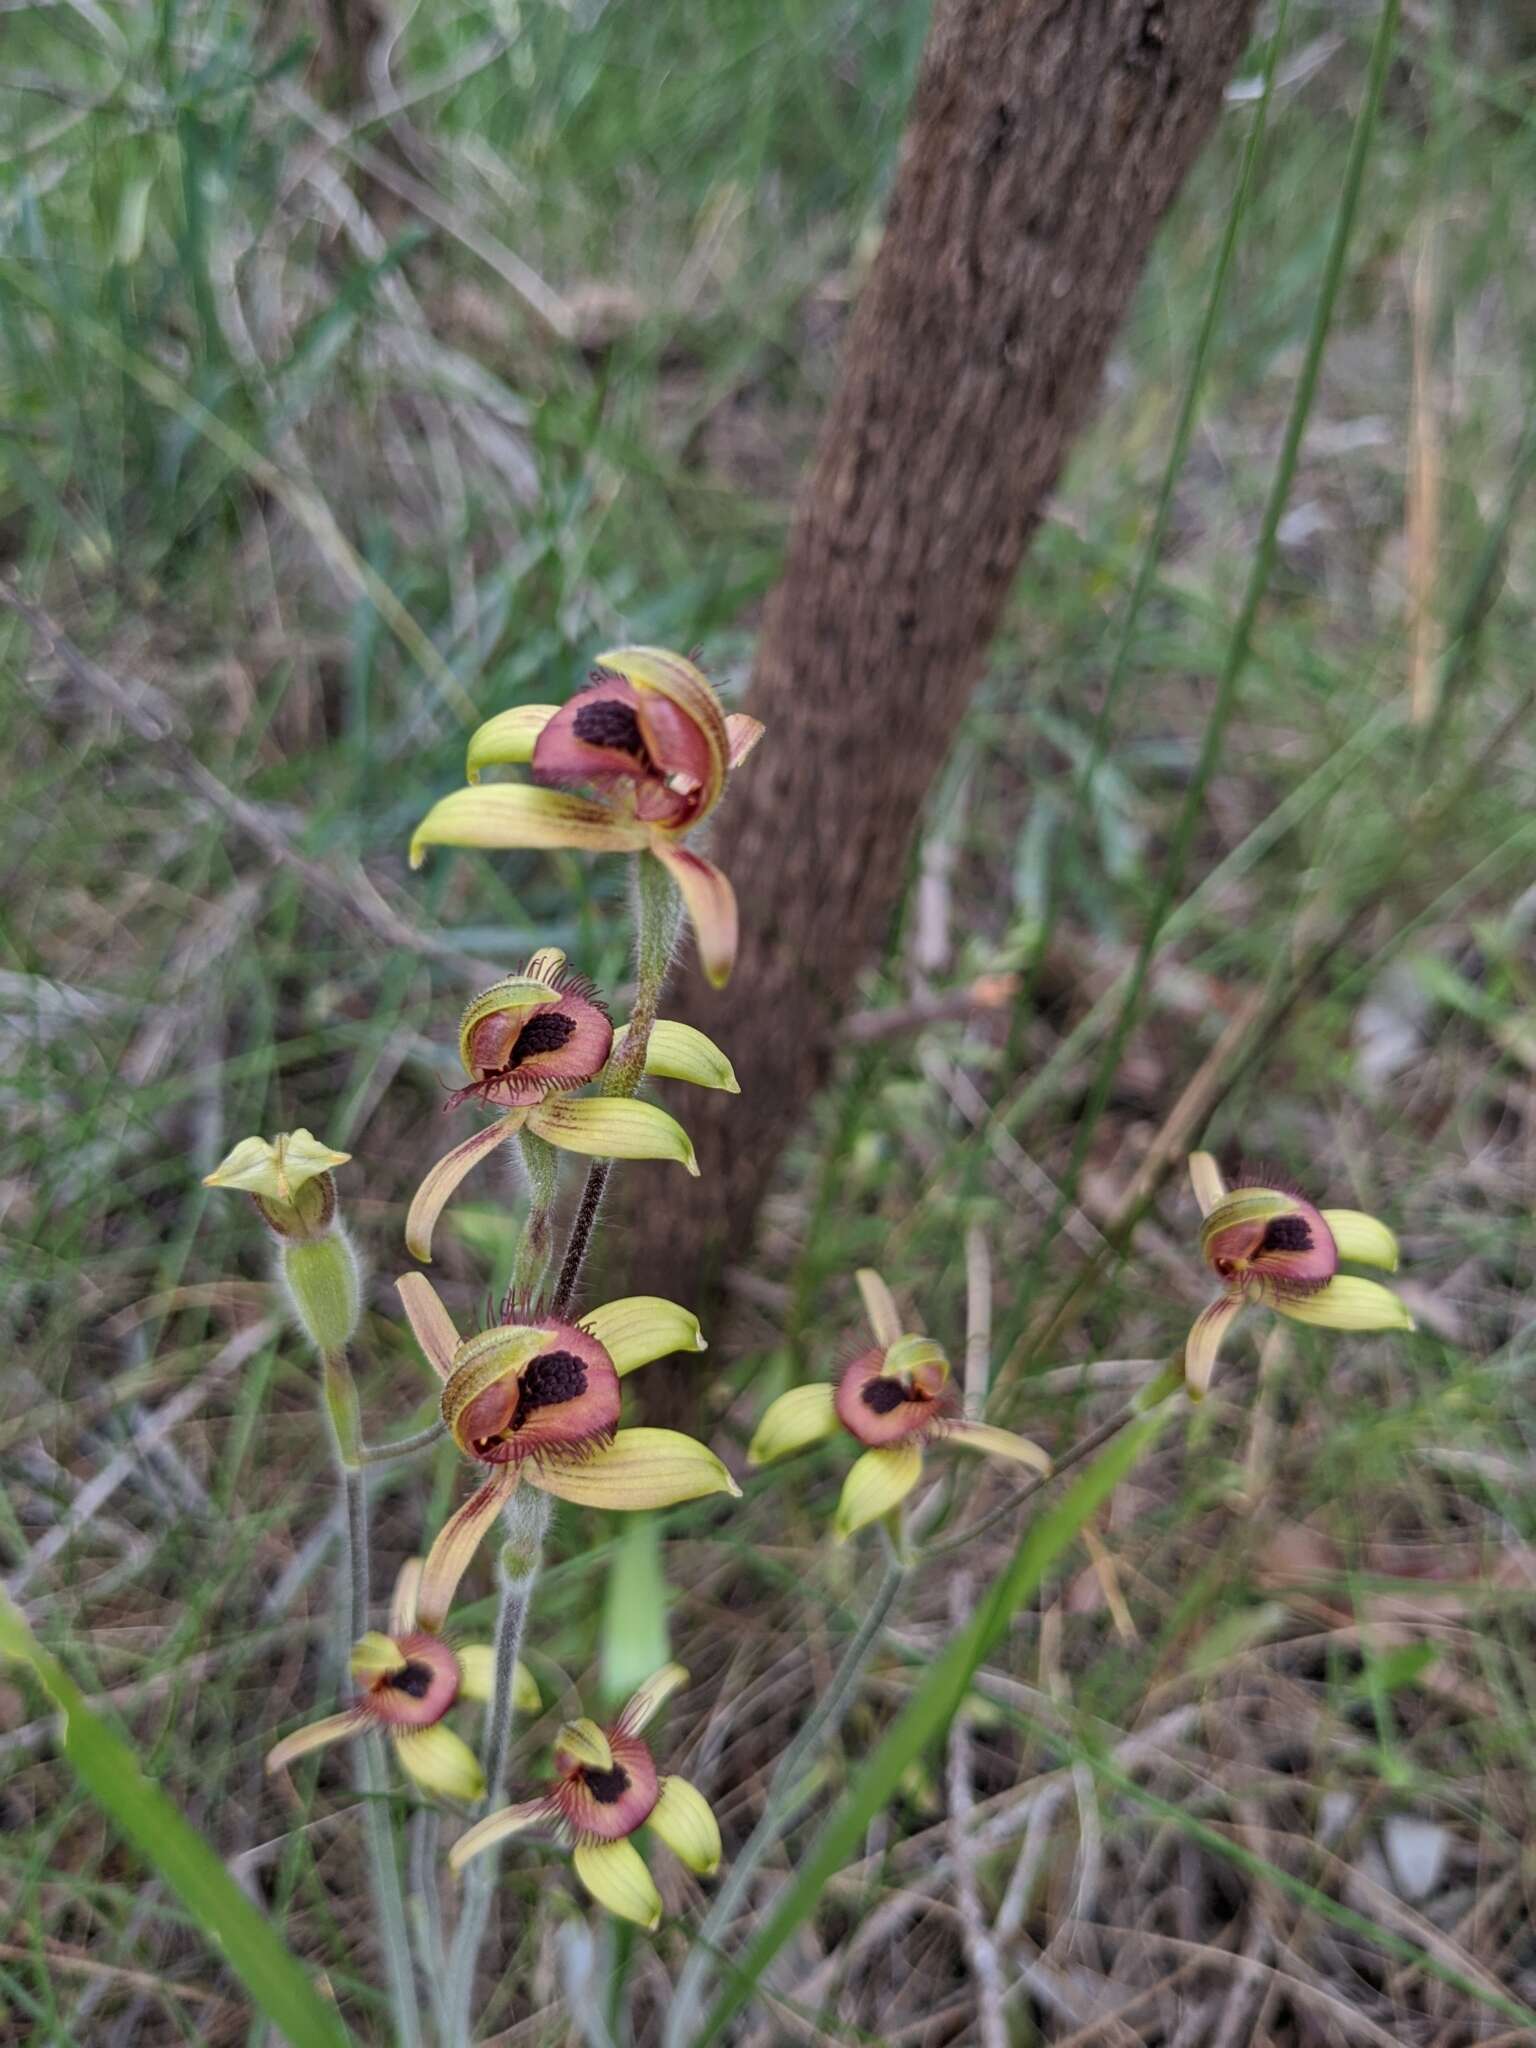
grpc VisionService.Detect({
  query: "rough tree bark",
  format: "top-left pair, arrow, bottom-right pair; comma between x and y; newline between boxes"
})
610,0 -> 1259,1346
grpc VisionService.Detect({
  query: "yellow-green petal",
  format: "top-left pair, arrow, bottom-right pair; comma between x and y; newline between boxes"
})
532,1429 -> 740,1511
555,1717 -> 614,1770
573,1839 -> 663,1929
1319,1209 -> 1400,1271
465,704 -> 559,781
395,1272 -> 461,1380
448,1799 -> 549,1872
834,1443 -> 924,1543
203,1128 -> 349,1200
647,1776 -> 721,1876
410,785 -> 647,868
578,1297 -> 706,1376
1271,1276 -> 1413,1333
265,1712 -> 359,1775
405,1115 -> 524,1264
649,843 -> 737,989
856,1269 -> 903,1348
882,1334 -> 949,1382
747,1385 -> 838,1466
456,1643 -> 540,1713
527,1096 -> 699,1176
417,1467 -> 520,1631
943,1421 -> 1052,1473
617,1663 -> 688,1737
607,1019 -> 740,1093
1184,1294 -> 1245,1400
349,1631 -> 407,1683
394,1724 -> 485,1802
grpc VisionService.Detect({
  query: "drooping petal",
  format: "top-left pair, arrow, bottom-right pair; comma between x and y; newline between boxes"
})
405,1116 -> 525,1264
834,1444 -> 925,1542
532,1429 -> 740,1511
466,705 -> 560,781
456,1643 -> 541,1713
391,1558 -> 424,1635
527,1096 -> 699,1176
856,1269 -> 904,1349
942,1422 -> 1052,1474
577,1298 -> 705,1376
608,1019 -> 739,1093
394,1725 -> 486,1802
1270,1276 -> 1414,1333
747,1384 -> 839,1466
649,844 -> 738,989
724,713 -> 765,770
396,1273 -> 462,1379
1183,1294 -> 1246,1400
1319,1209 -> 1400,1271
615,1663 -> 688,1738
647,1776 -> 722,1876
265,1712 -> 362,1775
573,1839 -> 664,1929
1187,1152 -> 1227,1219
448,1799 -> 554,1873
410,785 -> 647,868
417,1467 -> 520,1631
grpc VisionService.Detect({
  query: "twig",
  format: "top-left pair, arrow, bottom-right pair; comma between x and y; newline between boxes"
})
946,1580 -> 1009,2048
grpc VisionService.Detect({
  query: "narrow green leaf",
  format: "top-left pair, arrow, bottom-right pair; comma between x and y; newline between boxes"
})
697,1407 -> 1171,2041
0,1598 -> 353,2048
600,1515 -> 671,1708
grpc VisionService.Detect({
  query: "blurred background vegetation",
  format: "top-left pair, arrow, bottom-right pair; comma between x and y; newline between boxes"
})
3,1 -> 1535,2041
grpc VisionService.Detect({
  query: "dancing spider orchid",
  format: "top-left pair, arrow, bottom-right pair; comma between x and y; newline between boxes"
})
747,1271 -> 1052,1541
397,1276 -> 739,1629
406,947 -> 735,1263
263,1561 -> 540,1803
408,648 -> 765,987
448,1663 -> 721,1930
1184,1152 -> 1413,1398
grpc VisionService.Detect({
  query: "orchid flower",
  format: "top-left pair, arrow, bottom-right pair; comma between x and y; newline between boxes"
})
264,1560 -> 539,1803
397,1276 -> 739,1628
406,946 -> 734,1263
408,648 -> 765,987
748,1270 -> 1052,1541
1184,1152 -> 1413,1398
449,1663 -> 720,1930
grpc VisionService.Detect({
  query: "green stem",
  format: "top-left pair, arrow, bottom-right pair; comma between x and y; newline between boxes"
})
511,1127 -> 560,1302
663,1563 -> 907,2048
355,1417 -> 446,1465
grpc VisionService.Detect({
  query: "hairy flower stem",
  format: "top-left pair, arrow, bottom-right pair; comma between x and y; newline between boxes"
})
511,1128 -> 559,1300
356,1417 -> 447,1465
323,1351 -> 424,2048
664,1561 -> 908,2048
445,1491 -> 552,2042
552,853 -> 680,1314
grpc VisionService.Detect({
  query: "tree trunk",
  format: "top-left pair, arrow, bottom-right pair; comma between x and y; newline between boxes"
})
611,0 -> 1258,1356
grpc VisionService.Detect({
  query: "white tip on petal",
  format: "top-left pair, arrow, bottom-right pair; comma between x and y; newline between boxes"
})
573,1839 -> 663,1929
648,1776 -> 722,1876
1319,1209 -> 1400,1271
1188,1152 -> 1227,1218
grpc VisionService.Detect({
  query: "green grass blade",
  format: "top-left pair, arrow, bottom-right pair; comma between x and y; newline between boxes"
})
0,1597 -> 353,2048
695,1405 -> 1172,2043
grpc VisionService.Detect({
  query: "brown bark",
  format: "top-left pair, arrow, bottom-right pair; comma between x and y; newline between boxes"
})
610,0 -> 1259,1345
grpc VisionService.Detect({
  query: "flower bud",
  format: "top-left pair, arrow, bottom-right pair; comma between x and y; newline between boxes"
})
204,1130 -> 350,1242
282,1230 -> 362,1357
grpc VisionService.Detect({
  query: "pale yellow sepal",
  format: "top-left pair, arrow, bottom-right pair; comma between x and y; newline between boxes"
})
204,1129 -> 349,1200
620,1663 -> 688,1737
1272,1276 -> 1414,1332
856,1269 -> 903,1348
747,1385 -> 838,1466
1319,1209 -> 1400,1270
573,1838 -> 663,1929
649,1776 -> 721,1875
534,1429 -> 740,1510
410,785 -> 647,869
608,1019 -> 739,1093
265,1712 -> 358,1775
528,1096 -> 699,1176
556,1717 -> 614,1770
349,1632 -> 407,1683
650,844 -> 737,989
448,1799 -> 549,1872
1183,1295 -> 1245,1400
406,1115 -> 525,1263
578,1297 -> 706,1375
394,1724 -> 485,1802
456,1643 -> 540,1713
391,1558 -> 424,1636
944,1421 -> 1052,1473
834,1443 -> 924,1542
1187,1152 -> 1226,1218
465,704 -> 559,781
396,1273 -> 461,1380
417,1468 -> 520,1630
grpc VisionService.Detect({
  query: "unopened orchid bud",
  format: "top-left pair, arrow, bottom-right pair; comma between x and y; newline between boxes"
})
282,1230 -> 362,1358
204,1129 -> 350,1242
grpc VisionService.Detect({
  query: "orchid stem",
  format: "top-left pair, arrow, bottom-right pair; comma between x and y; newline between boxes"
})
664,1561 -> 907,2048
552,852 -> 680,1315
355,1417 -> 447,1465
512,1127 -> 560,1302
